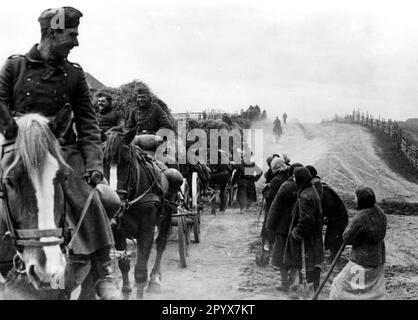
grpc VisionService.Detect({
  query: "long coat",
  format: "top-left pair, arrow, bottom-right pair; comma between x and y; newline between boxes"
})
267,177 -> 298,236
97,107 -> 124,142
261,170 -> 288,242
0,44 -> 103,172
0,45 -> 113,256
266,177 -> 298,268
233,162 -> 262,205
284,185 -> 324,270
321,183 -> 348,253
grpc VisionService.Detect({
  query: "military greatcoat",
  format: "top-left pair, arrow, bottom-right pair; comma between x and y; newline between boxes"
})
0,44 -> 114,255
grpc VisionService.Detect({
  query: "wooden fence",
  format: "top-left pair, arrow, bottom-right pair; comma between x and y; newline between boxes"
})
341,110 -> 418,169
172,112 -> 223,121
172,110 -> 241,121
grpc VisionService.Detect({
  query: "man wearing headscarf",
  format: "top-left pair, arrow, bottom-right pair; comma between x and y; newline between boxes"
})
267,163 -> 302,291
285,167 -> 324,291
0,7 -> 119,299
329,186 -> 387,300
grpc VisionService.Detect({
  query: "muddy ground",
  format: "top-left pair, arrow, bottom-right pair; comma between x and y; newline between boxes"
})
107,120 -> 418,300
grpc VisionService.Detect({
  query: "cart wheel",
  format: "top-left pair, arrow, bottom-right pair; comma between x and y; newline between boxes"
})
177,216 -> 188,268
211,195 -> 217,216
228,169 -> 237,207
180,178 -> 190,205
227,186 -> 232,207
192,172 -> 201,243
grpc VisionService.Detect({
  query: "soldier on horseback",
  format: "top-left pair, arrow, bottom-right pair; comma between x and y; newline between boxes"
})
273,117 -> 282,141
0,7 -> 120,299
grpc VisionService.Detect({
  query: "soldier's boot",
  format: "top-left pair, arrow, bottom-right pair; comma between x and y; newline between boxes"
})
94,263 -> 120,300
91,247 -> 120,300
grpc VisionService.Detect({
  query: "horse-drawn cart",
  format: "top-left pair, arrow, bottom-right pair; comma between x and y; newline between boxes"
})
172,172 -> 203,267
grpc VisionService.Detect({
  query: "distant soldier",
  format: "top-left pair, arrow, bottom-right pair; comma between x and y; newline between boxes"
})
126,87 -> 173,134
282,112 -> 287,124
232,152 -> 263,214
96,92 -> 124,142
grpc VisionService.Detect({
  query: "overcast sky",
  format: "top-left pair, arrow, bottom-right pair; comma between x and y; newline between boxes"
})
1,0 -> 418,122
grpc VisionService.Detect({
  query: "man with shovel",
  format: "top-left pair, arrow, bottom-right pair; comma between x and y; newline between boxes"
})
285,167 -> 324,296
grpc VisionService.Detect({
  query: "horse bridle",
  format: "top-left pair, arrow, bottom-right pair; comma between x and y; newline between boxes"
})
0,140 -> 95,250
0,141 -> 65,249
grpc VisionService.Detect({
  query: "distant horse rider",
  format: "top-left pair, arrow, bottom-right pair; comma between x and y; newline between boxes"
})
273,117 -> 282,140
126,86 -> 173,135
282,112 -> 287,124
0,7 -> 120,299
96,92 -> 124,142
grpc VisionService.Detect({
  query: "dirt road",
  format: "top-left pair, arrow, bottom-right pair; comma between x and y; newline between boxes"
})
109,120 -> 418,300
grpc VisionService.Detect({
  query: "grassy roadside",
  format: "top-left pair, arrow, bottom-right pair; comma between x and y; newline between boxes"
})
370,127 -> 418,185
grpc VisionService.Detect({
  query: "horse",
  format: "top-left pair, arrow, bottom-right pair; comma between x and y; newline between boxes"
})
273,123 -> 282,142
102,126 -> 183,299
0,105 -> 76,299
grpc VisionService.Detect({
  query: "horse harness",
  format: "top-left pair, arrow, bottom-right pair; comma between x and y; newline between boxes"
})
0,139 -> 95,253
113,148 -> 169,223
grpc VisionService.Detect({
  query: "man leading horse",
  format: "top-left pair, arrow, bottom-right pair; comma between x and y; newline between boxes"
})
0,7 -> 120,299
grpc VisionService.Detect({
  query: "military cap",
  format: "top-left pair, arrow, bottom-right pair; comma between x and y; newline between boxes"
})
135,86 -> 151,95
38,6 -> 83,30
95,89 -> 113,101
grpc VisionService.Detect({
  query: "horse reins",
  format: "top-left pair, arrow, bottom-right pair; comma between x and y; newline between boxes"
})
0,140 -> 96,250
128,169 -> 165,207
